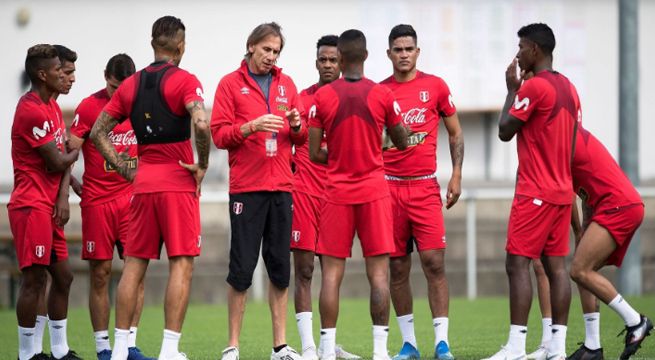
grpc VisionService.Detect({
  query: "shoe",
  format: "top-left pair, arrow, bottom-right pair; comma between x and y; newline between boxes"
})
128,347 -> 155,360
51,350 -> 83,360
158,353 -> 188,360
435,341 -> 455,360
566,343 -> 603,360
481,346 -> 526,360
271,345 -> 301,360
619,314 -> 653,360
544,353 -> 565,360
97,349 -> 112,360
221,347 -> 239,360
301,346 -> 319,360
334,345 -> 361,360
392,342 -> 420,360
526,345 -> 547,360
32,353 -> 51,360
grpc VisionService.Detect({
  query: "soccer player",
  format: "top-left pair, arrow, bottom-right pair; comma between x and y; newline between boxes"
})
68,54 -> 153,360
567,127 -> 650,360
308,29 -> 408,360
9,44 -> 80,360
90,16 -> 210,360
525,260 -> 553,360
293,34 -> 360,360
211,22 -> 306,360
380,24 -> 463,360
483,23 -> 580,360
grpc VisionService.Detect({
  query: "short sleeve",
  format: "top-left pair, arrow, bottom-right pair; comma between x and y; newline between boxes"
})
435,78 -> 456,117
509,78 -> 541,123
103,84 -> 130,123
308,91 -> 323,129
19,104 -> 55,148
384,89 -> 403,129
70,99 -> 94,139
181,73 -> 204,106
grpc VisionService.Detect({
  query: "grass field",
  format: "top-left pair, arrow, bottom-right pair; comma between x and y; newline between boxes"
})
1,296 -> 654,359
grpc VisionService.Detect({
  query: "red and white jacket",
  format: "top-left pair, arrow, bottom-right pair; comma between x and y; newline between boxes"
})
211,60 -> 307,194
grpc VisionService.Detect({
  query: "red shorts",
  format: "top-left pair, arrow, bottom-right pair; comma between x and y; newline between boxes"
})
388,178 -> 446,258
126,192 -> 201,259
290,191 -> 323,252
8,208 -> 67,269
316,196 -> 394,258
81,193 -> 131,260
592,203 -> 644,267
506,195 -> 571,258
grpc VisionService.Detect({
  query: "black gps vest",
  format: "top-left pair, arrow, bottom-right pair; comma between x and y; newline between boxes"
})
129,62 -> 191,144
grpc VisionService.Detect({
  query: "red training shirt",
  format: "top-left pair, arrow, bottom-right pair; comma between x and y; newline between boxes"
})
508,70 -> 581,205
308,77 -> 403,204
71,89 -> 137,207
103,62 -> 204,194
9,92 -> 66,213
380,71 -> 456,176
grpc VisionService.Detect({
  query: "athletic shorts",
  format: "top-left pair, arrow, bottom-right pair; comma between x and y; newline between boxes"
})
593,203 -> 644,267
316,196 -> 394,259
506,195 -> 572,258
388,178 -> 446,258
126,192 -> 201,259
8,207 -> 67,269
81,193 -> 130,260
290,191 -> 323,252
228,191 -> 293,291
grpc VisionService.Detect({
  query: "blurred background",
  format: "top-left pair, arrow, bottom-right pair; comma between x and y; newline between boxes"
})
1,0 -> 653,307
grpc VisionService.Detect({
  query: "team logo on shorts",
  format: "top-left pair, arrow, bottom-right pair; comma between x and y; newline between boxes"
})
35,245 -> 45,258
197,236 -> 202,248
86,241 -> 95,253
278,85 -> 286,97
419,91 -> 430,103
292,230 -> 301,243
233,202 -> 243,215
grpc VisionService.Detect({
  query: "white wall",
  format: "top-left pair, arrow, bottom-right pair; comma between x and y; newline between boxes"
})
1,0 -> 653,186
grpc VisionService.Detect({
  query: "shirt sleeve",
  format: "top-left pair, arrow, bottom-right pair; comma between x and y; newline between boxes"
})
210,76 -> 246,149
384,88 -> 403,129
103,83 -> 130,123
307,91 -> 323,129
436,78 -> 457,118
287,81 -> 307,146
509,78 -> 541,123
21,104 -> 55,148
181,73 -> 205,107
70,99 -> 93,139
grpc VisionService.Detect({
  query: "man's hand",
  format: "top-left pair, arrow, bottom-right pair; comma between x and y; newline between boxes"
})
285,108 -> 301,130
251,114 -> 285,133
53,193 -> 70,226
179,160 -> 206,197
505,58 -> 524,92
445,175 -> 461,209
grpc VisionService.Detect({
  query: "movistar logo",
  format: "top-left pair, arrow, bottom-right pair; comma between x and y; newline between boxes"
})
513,95 -> 530,111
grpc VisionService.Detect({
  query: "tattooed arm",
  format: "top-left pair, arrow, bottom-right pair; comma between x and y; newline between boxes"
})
179,100 -> 210,196
90,111 -> 134,182
443,113 -> 464,209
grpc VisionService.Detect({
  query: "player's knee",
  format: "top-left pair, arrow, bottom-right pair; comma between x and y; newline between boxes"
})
295,263 -> 314,284
569,261 -> 588,284
52,267 -> 74,290
421,256 -> 445,278
21,269 -> 48,294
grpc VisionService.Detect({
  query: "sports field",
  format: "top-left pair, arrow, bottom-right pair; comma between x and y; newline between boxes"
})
1,296 -> 653,359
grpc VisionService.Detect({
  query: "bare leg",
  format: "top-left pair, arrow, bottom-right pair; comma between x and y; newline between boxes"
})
17,265 -> 48,327
227,285 -> 247,348
420,249 -> 449,318
46,260 -> 74,320
389,255 -> 412,316
88,260 -> 113,332
570,222 -> 618,304
163,256 -> 194,332
270,281 -> 289,347
365,254 -> 390,326
533,259 -> 552,319
541,256 -> 571,326
293,250 -> 315,314
115,257 -> 149,330
319,256 -> 346,328
506,254 -> 533,326
131,278 -> 146,328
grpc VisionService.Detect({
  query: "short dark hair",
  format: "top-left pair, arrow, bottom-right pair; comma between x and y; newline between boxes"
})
105,54 -> 136,81
317,35 -> 338,50
388,24 -> 417,47
517,23 -> 556,56
151,16 -> 185,51
25,44 -> 59,83
246,22 -> 285,58
338,29 -> 367,63
53,44 -> 77,64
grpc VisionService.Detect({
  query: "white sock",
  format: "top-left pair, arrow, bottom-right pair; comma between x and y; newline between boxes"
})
396,314 -> 417,347
159,329 -> 181,359
18,326 -> 36,360
372,325 -> 389,358
506,324 -> 527,355
608,294 -> 641,326
112,328 -> 130,360
548,325 -> 567,355
296,312 -> 316,352
319,328 -> 336,358
34,315 -> 48,354
583,313 -> 601,350
49,318 -> 70,358
94,330 -> 111,353
128,326 -> 138,348
540,317 -> 552,347
433,317 -> 449,346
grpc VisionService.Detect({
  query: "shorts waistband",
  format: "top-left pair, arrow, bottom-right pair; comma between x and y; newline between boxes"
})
384,173 -> 437,181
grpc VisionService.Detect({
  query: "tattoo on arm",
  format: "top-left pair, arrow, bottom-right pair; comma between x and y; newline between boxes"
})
90,112 -> 130,178
449,133 -> 464,170
187,101 -> 210,169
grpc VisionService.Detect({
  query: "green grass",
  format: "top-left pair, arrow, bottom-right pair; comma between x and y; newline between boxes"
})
1,297 -> 654,359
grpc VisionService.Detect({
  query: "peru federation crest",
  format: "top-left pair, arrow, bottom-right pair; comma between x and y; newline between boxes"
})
419,91 -> 430,103
233,202 -> 243,215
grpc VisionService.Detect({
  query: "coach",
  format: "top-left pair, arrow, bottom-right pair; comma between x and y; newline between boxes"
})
211,22 -> 306,360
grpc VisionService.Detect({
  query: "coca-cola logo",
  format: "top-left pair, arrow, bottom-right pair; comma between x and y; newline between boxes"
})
107,130 -> 137,146
403,108 -> 427,124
